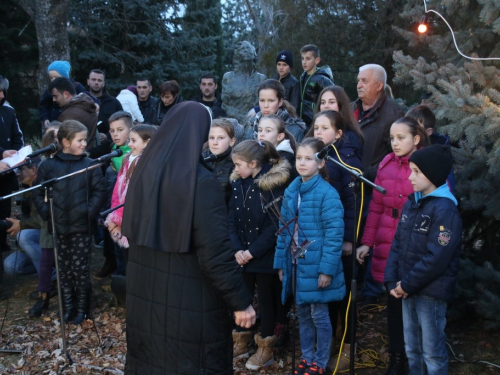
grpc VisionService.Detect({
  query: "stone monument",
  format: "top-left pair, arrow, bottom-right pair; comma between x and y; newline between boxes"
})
222,41 -> 266,124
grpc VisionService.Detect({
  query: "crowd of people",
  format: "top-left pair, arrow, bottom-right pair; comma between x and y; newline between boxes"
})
0,43 -> 461,375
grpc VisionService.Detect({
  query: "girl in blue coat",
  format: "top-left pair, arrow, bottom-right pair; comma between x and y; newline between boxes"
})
274,137 -> 345,375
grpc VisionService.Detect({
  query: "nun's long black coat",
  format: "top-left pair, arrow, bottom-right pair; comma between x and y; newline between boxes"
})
126,166 -> 251,375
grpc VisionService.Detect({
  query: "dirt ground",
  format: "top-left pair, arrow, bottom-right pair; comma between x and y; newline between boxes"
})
0,239 -> 499,374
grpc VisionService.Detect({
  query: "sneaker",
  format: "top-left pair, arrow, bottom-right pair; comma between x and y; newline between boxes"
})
294,358 -> 310,375
305,363 -> 325,375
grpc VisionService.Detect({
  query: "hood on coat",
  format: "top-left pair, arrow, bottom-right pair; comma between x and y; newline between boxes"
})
315,65 -> 333,80
276,139 -> 294,155
230,159 -> 291,191
415,183 -> 457,205
64,93 -> 97,114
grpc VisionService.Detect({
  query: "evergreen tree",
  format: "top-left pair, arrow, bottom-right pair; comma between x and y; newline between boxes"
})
392,0 -> 500,323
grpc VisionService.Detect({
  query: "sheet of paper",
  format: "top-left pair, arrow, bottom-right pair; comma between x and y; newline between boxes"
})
2,145 -> 33,167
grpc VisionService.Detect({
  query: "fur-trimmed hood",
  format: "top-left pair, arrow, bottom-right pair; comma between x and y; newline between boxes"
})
230,159 -> 291,191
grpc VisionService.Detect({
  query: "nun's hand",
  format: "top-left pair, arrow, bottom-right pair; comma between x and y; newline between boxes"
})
234,305 -> 256,329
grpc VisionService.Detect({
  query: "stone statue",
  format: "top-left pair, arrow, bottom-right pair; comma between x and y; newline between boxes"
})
222,41 -> 266,123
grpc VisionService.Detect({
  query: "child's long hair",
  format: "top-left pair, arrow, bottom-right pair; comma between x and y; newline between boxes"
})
305,110 -> 347,141
232,140 -> 279,168
297,138 -> 329,180
42,121 -> 61,158
259,114 -> 297,153
393,117 -> 430,148
57,120 -> 87,149
257,79 -> 296,117
315,86 -> 364,143
125,124 -> 157,179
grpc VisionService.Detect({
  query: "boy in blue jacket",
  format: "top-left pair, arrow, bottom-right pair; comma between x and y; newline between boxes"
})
385,144 -> 461,375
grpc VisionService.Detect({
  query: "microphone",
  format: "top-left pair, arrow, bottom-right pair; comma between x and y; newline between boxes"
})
27,143 -> 57,158
314,144 -> 331,162
204,154 -> 217,162
91,149 -> 124,163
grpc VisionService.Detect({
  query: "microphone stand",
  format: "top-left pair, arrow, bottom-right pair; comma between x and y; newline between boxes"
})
324,154 -> 385,375
100,203 -> 124,217
0,162 -> 104,365
0,158 -> 37,176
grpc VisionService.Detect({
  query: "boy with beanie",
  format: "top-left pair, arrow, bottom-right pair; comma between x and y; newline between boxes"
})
385,144 -> 461,375
275,50 -> 300,113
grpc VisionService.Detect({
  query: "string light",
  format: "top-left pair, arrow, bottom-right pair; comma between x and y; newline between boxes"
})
417,15 -> 428,34
421,0 -> 500,61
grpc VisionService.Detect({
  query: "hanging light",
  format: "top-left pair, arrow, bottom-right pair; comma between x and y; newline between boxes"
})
418,15 -> 428,34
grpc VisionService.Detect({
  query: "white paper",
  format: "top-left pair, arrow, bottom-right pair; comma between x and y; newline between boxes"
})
2,145 -> 33,167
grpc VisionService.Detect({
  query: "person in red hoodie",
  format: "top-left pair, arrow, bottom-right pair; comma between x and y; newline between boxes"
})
356,117 -> 429,375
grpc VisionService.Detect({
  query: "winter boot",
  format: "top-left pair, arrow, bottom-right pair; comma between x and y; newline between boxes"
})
245,334 -> 278,371
111,275 -> 126,306
385,352 -> 406,375
72,286 -> 92,325
274,322 -> 290,347
233,330 -> 253,359
61,286 -> 75,323
95,257 -> 116,278
327,342 -> 353,373
28,292 -> 50,318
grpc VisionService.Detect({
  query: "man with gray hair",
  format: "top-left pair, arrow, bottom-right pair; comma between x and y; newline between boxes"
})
351,64 -> 404,181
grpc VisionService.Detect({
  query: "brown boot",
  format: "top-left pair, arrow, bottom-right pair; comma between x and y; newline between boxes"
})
245,334 -> 277,371
233,331 -> 253,359
327,342 -> 352,373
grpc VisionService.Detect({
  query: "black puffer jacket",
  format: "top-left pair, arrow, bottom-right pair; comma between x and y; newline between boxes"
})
97,92 -> 123,134
151,95 -> 183,125
138,96 -> 159,125
32,151 -> 107,235
228,160 -> 291,273
299,66 -> 334,127
202,147 -> 234,206
125,166 -> 252,375
277,73 -> 301,114
244,108 -> 307,142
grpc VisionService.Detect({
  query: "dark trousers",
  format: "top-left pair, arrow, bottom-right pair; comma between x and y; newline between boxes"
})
329,254 -> 355,344
387,289 -> 405,353
57,234 -> 91,288
237,272 -> 285,338
38,248 -> 55,293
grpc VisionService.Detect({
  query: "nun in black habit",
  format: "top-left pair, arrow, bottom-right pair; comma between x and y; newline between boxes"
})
122,101 -> 255,375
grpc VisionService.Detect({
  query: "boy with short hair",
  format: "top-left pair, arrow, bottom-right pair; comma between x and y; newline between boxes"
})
406,105 -> 449,145
275,50 -> 300,113
385,144 -> 461,375
298,44 -> 334,127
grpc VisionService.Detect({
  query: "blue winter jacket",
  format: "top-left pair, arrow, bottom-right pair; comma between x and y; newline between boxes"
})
384,185 -> 462,302
274,174 -> 345,305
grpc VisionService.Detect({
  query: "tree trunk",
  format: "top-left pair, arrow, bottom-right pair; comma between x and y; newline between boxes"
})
18,0 -> 70,98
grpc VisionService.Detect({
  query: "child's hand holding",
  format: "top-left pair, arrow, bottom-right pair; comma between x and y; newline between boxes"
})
242,250 -> 253,262
390,281 -> 408,299
342,241 -> 353,256
318,274 -> 332,288
111,225 -> 122,240
235,250 -> 247,266
356,245 -> 370,264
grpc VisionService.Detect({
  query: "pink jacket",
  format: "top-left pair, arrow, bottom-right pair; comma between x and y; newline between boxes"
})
361,152 -> 414,283
105,154 -> 139,248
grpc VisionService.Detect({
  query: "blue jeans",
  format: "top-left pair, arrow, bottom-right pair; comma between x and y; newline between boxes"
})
3,229 -> 41,276
403,295 -> 449,375
297,303 -> 331,369
361,247 -> 385,298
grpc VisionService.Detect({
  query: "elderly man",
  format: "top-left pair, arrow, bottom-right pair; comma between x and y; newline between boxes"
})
351,64 -> 405,181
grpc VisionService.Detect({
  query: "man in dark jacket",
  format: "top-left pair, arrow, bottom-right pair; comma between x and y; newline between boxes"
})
49,77 -> 98,148
87,69 -> 123,135
0,74 -> 24,254
299,44 -> 334,127
351,64 -> 405,182
192,74 -> 227,118
276,50 -> 300,114
136,78 -> 158,124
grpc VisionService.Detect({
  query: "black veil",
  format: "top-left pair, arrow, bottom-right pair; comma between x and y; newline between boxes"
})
122,101 -> 212,253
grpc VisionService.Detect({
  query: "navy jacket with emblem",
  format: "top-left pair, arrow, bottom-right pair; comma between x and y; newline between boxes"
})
384,185 -> 462,302
228,160 -> 291,274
